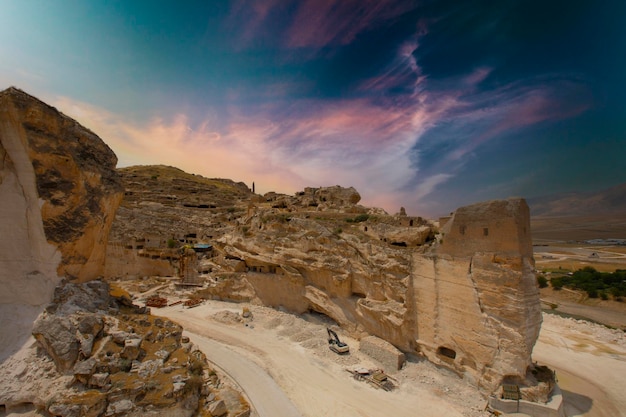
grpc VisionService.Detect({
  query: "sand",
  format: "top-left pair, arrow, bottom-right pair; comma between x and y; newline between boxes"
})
533,314 -> 626,417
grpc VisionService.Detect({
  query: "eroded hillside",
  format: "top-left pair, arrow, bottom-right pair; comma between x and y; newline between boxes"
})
106,166 -> 542,394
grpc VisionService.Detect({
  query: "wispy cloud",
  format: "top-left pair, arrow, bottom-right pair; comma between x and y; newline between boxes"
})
285,0 -> 415,49
227,0 -> 418,52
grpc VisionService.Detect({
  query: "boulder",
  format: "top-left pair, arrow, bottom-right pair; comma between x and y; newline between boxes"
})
105,399 -> 134,416
32,315 -> 79,373
73,358 -> 97,385
359,335 -> 406,372
208,399 -> 228,417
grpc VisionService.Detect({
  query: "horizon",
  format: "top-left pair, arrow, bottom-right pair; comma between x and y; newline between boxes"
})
1,1 -> 625,217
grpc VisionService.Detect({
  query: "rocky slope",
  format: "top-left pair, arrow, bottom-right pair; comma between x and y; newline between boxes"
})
106,166 -> 542,394
0,280 -> 250,417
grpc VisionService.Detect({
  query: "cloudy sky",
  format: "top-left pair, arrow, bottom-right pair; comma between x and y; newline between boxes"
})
1,1 -> 625,216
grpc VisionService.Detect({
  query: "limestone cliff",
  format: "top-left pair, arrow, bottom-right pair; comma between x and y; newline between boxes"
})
105,165 -> 541,393
0,87 -> 123,354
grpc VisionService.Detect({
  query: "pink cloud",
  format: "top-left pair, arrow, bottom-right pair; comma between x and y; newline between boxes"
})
225,0 -> 285,49
285,0 -> 415,49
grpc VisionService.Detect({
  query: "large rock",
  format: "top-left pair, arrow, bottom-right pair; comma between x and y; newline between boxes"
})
31,315 -> 79,373
0,87 -> 122,353
414,198 -> 542,392
360,335 -> 406,372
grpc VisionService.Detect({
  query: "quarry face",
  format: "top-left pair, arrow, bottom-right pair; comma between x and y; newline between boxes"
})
106,165 -> 542,393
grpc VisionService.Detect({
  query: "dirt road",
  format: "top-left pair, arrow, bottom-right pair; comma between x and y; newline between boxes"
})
154,298 -> 626,417
184,331 -> 302,417
158,304 -> 467,417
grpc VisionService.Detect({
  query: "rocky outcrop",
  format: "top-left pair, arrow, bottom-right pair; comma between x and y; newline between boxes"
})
0,87 -> 123,356
414,199 -> 542,391
103,167 -> 541,393
0,280 -> 251,417
202,198 -> 539,393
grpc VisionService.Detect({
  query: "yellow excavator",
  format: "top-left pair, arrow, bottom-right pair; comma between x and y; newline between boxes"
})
327,328 -> 349,354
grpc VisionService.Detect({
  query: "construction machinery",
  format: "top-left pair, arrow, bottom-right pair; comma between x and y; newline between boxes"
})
347,368 -> 396,391
327,327 -> 350,354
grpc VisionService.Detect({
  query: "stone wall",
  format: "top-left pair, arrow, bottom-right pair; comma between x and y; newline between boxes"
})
359,335 -> 406,372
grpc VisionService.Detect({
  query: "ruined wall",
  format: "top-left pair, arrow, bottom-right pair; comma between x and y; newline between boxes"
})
413,199 -> 542,391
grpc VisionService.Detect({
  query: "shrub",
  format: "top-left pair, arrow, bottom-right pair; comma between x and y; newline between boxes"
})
167,238 -> 177,249
550,277 -> 564,290
537,276 -> 548,288
353,214 -> 370,223
346,214 -> 370,223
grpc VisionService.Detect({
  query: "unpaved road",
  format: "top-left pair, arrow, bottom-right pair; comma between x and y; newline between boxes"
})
155,299 -> 626,417
184,331 -> 302,417
158,304 -> 467,417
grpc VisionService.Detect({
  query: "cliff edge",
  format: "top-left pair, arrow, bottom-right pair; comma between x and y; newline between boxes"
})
0,87 -> 123,358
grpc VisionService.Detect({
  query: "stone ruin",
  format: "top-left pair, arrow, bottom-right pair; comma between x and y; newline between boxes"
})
103,162 -> 544,395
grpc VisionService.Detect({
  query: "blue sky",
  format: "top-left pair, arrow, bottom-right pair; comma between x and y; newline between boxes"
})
1,0 -> 625,217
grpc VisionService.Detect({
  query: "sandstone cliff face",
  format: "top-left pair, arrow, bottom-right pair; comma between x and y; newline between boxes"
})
106,168 -> 541,393
209,199 -> 540,392
0,87 -> 122,354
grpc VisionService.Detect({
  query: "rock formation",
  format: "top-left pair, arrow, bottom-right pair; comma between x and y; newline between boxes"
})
0,87 -> 123,356
105,165 -> 542,393
414,199 -> 542,391
0,280 -> 250,416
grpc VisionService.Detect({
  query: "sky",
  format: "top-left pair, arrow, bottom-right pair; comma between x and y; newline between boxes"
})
1,0 -> 625,217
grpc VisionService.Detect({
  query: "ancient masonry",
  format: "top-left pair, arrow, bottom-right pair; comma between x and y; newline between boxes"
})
414,198 -> 542,392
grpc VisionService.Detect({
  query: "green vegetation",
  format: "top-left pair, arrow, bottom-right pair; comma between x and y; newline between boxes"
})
550,267 -> 626,300
167,238 -> 177,248
346,214 -> 369,223
537,275 -> 549,288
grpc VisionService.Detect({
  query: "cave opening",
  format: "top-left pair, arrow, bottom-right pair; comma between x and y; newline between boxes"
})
437,346 -> 457,360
